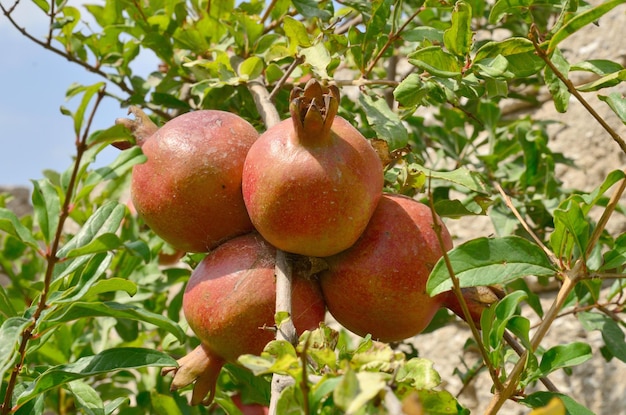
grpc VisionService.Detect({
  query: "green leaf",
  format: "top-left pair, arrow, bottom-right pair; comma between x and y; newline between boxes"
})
395,358 -> 441,389
299,42 -> 331,79
65,83 -> 105,136
577,70 -> 626,92
41,301 -> 186,342
427,236 -> 556,296
283,15 -> 311,53
394,73 -> 426,107
487,291 -> 528,347
67,380 -> 105,415
578,312 -> 626,362
0,285 -> 17,318
31,178 -> 61,246
16,348 -> 177,407
522,392 -> 595,415
32,0 -> 50,13
411,389 -> 463,415
544,48 -> 570,113
408,164 -> 490,194
489,0 -> 532,24
358,93 -> 408,148
548,0 -> 626,53
238,56 -> 264,80
571,59 -> 625,76
598,92 -> 626,125
408,46 -> 462,78
56,201 -> 125,259
443,1 -> 473,57
538,342 -> 592,375
550,199 -> 589,260
150,390 -> 184,415
474,37 -> 545,78
0,317 -> 30,379
60,233 -> 122,258
292,0 -> 332,20
0,208 -> 39,249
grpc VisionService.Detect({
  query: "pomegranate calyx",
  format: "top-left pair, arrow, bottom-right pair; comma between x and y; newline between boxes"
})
161,344 -> 225,406
114,106 -> 159,149
289,79 -> 340,146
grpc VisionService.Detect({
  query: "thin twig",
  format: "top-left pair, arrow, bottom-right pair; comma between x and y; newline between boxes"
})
269,56 -> 304,101
494,182 -> 560,267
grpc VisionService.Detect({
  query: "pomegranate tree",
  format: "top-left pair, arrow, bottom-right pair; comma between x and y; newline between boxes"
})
242,80 -> 383,257
130,110 -> 259,253
163,232 -> 326,405
320,193 -> 453,342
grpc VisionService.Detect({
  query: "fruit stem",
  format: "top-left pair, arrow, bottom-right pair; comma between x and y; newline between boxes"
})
114,106 -> 159,149
161,344 -> 225,406
289,79 -> 339,147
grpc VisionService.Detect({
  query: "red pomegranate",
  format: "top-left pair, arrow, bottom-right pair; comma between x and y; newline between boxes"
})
242,79 -> 383,257
164,233 -> 326,405
319,193 -> 453,342
130,110 -> 259,253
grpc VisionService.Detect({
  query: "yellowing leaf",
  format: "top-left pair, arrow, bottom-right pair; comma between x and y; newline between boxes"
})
529,397 -> 566,415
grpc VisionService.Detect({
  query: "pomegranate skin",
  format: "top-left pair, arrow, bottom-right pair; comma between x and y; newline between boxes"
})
131,110 -> 258,253
182,233 -> 326,362
242,115 -> 383,257
320,193 -> 453,342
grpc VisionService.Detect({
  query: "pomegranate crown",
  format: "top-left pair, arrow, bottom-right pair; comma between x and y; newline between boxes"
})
289,79 -> 340,144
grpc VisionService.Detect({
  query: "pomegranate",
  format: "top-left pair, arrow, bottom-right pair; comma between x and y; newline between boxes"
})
241,79 -> 383,257
442,286 -> 504,329
163,232 -> 326,405
129,109 -> 259,253
319,193 -> 453,342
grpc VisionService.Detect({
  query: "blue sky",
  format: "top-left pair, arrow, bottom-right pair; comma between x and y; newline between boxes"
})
0,1 -> 158,187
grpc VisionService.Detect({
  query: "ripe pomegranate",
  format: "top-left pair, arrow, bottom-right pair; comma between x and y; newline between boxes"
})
242,79 -> 383,257
163,232 -> 326,405
319,193 -> 453,342
129,109 -> 259,253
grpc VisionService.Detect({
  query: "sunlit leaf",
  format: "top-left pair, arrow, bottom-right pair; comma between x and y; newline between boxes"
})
598,92 -> 626,125
489,0 -> 532,24
548,0 -> 626,52
538,342 -> 592,375
474,37 -> 545,78
56,201 -> 125,259
0,317 -> 30,379
427,236 -> 556,296
522,392 -> 594,415
408,46 -> 462,78
41,301 -> 186,342
544,48 -> 570,113
359,93 -> 408,148
31,178 -> 61,246
0,208 -> 39,249
443,1 -> 473,57
16,348 -> 177,407
528,397 -> 566,415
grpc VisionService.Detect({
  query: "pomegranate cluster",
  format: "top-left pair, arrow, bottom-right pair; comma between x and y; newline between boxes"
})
123,79 -> 462,406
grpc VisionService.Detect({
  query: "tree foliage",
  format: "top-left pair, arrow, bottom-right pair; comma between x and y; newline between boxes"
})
1,0 -> 626,414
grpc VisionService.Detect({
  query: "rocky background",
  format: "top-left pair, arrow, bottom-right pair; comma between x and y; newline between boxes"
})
2,3 -> 626,414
